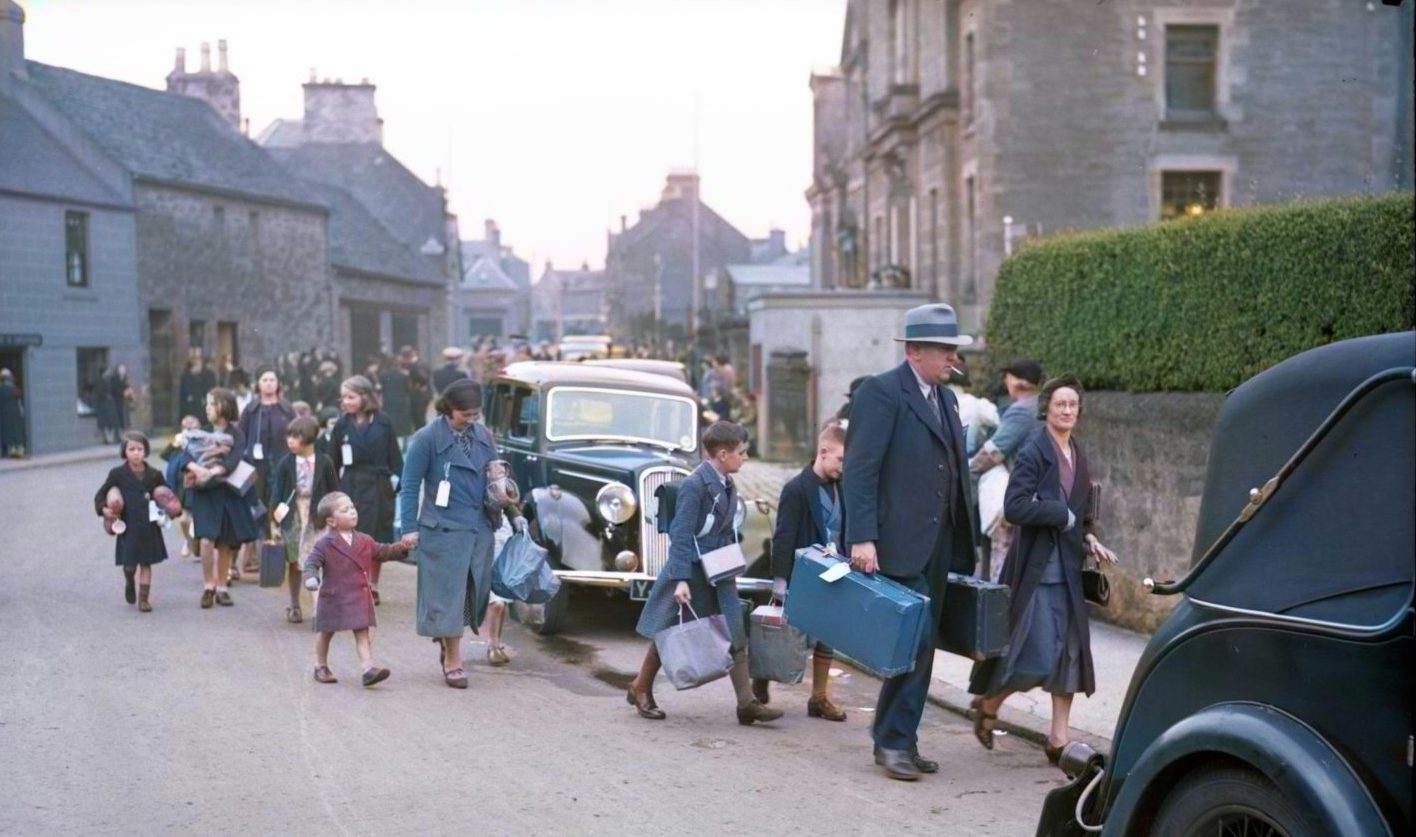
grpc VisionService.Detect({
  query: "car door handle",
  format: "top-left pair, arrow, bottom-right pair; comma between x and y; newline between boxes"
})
526,455 -> 538,463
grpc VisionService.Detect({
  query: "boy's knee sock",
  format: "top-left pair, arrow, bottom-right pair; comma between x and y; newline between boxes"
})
729,652 -> 753,705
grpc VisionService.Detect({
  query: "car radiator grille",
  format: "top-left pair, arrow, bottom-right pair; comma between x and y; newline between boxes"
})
639,466 -> 690,578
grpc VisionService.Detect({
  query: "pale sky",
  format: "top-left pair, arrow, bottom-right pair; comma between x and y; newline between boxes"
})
20,0 -> 845,273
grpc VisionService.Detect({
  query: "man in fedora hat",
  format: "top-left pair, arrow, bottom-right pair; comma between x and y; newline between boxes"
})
843,302 -> 978,781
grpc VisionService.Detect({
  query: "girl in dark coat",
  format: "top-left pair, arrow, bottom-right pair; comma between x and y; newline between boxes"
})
302,492 -> 411,687
94,432 -> 171,612
179,355 -> 216,426
235,367 -> 296,575
186,387 -> 260,609
968,375 -> 1117,764
329,375 -> 403,606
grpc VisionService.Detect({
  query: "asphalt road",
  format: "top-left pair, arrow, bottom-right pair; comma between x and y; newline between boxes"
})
0,460 -> 1064,836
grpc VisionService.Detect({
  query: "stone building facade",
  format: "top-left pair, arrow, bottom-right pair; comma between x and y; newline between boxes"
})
808,0 -> 1416,335
604,172 -> 752,343
457,219 -> 531,343
3,11 -> 336,434
532,263 -> 608,342
0,3 -> 143,454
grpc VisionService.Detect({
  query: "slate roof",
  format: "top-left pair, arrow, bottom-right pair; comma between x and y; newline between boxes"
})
462,256 -> 520,292
0,90 -> 129,208
22,62 -> 322,210
611,197 -> 747,254
300,180 -> 442,285
265,143 -> 445,257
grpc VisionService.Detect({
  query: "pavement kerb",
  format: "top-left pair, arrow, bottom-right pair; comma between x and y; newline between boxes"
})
0,445 -> 115,475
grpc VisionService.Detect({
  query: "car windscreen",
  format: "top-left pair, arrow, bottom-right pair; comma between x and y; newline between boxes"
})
546,387 -> 697,451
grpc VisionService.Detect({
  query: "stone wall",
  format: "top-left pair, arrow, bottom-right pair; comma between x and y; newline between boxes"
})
1080,391 -> 1227,633
135,183 -> 334,426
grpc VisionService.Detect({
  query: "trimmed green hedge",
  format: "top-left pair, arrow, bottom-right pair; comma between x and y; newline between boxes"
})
985,193 -> 1414,392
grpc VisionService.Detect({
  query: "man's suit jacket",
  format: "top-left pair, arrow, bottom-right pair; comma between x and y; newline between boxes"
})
844,361 -> 977,583
770,464 -> 843,579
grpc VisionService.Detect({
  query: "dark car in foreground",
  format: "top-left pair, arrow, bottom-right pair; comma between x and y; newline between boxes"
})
1038,332 -> 1413,837
484,362 -> 773,635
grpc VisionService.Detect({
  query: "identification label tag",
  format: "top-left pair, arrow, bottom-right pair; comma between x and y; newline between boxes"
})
341,443 -> 353,463
818,561 -> 852,583
252,443 -> 264,461
435,479 -> 451,508
273,502 -> 290,524
148,501 -> 163,523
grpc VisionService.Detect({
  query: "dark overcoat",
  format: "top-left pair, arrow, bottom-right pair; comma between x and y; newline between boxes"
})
94,464 -> 170,566
635,462 -> 748,651
770,464 -> 845,580
843,362 -> 977,617
237,399 -> 296,507
0,381 -> 25,451
302,530 -> 407,633
330,412 -> 402,542
969,429 -> 1098,697
186,423 -> 261,546
379,369 -> 414,437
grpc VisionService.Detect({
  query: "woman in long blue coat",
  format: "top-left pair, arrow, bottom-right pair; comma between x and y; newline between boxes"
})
398,379 -> 496,690
627,421 -> 781,726
330,375 -> 402,605
968,375 -> 1117,764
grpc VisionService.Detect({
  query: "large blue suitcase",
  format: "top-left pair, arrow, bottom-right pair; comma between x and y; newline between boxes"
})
785,545 -> 930,679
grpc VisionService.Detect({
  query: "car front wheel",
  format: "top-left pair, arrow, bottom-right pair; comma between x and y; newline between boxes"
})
1151,766 -> 1312,837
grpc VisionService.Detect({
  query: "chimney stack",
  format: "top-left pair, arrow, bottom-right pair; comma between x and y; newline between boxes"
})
302,78 -> 383,145
0,0 -> 28,92
620,214 -> 627,232
166,40 -> 242,130
218,39 -> 228,72
485,219 -> 501,250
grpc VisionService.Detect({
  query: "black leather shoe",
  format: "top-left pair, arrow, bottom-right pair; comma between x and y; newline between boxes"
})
909,748 -> 939,773
873,747 -> 922,781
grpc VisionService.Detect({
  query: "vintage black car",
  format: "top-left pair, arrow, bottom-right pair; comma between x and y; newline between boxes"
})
484,361 -> 774,635
1039,332 -> 1413,837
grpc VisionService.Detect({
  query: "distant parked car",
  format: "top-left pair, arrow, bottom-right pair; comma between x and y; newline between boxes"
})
1037,331 -> 1413,837
483,361 -> 774,635
557,335 -> 612,361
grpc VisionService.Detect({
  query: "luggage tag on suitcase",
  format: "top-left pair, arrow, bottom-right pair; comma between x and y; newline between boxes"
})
818,561 -> 851,583
435,462 -> 451,508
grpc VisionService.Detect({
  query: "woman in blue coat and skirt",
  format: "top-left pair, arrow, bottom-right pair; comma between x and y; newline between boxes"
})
968,375 -> 1117,764
628,421 -> 781,725
397,380 -> 497,689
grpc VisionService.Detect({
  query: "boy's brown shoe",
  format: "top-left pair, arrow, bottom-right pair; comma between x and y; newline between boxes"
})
313,666 -> 338,684
362,667 -> 390,687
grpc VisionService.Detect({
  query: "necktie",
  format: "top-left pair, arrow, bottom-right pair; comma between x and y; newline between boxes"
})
926,388 -> 943,427
455,429 -> 473,460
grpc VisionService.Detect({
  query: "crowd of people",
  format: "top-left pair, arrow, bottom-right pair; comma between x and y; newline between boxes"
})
92,308 -> 1116,781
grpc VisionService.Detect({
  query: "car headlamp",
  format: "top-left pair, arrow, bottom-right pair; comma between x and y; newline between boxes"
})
595,482 -> 637,525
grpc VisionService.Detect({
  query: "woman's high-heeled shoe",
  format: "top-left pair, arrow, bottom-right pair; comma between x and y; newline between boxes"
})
970,697 -> 997,751
626,686 -> 666,720
1045,740 -> 1066,765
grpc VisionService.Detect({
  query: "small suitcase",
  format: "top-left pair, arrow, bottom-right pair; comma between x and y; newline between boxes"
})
937,572 -> 1010,660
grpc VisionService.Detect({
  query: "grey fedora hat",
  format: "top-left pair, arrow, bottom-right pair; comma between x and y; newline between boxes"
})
893,303 -> 974,346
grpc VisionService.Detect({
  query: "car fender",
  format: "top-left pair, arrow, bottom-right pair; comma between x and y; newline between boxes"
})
526,487 -> 602,573
1105,702 -> 1391,837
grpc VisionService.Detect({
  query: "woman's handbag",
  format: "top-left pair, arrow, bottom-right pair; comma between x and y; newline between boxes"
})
1082,560 -> 1111,607
748,600 -> 810,684
654,604 -> 734,691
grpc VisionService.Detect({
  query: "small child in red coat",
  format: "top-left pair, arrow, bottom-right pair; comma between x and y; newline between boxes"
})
302,491 -> 414,686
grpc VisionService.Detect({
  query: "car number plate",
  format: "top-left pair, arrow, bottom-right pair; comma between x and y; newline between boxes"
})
628,579 -> 654,601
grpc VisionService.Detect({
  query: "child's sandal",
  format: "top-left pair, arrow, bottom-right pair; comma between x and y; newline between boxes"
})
313,666 -> 337,684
